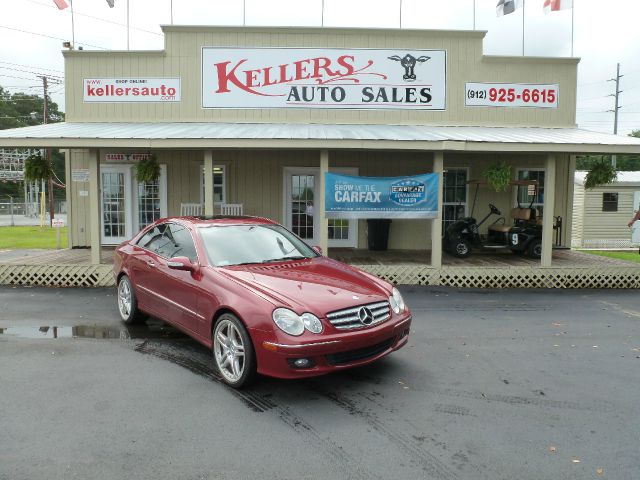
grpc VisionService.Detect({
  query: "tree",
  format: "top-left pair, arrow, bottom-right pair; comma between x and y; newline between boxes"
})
0,84 -> 65,203
576,129 -> 640,171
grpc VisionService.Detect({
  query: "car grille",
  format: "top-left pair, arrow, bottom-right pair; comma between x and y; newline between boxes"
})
325,337 -> 395,366
326,301 -> 391,330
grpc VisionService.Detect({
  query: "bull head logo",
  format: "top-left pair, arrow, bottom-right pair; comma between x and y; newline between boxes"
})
388,54 -> 430,82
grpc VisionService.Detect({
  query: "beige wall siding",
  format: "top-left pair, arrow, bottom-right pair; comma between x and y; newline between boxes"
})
65,27 -> 577,127
571,183 -> 585,247
581,186 -> 637,242
68,149 -> 92,247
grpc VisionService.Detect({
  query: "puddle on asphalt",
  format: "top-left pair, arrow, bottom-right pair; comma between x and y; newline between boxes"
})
0,319 -> 186,340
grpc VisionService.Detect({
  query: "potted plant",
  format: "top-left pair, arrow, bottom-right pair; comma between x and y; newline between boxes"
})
584,160 -> 617,189
483,161 -> 512,192
23,152 -> 52,183
134,153 -> 160,183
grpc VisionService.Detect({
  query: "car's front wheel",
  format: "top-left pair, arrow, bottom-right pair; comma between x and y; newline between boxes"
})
117,275 -> 145,324
213,313 -> 257,389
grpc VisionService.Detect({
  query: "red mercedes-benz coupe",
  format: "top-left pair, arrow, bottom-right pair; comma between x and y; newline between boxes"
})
113,216 -> 411,388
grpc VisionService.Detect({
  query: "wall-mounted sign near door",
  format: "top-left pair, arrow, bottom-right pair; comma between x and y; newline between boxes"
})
104,153 -> 152,162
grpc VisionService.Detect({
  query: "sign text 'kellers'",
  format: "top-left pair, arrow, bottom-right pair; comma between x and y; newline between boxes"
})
84,78 -> 181,103
202,48 -> 446,110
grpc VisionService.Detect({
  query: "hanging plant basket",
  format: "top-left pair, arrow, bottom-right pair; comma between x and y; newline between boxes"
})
482,161 -> 512,192
584,160 -> 617,189
135,154 -> 160,183
24,152 -> 52,183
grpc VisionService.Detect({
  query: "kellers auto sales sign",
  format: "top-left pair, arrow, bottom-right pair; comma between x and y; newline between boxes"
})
201,48 -> 446,110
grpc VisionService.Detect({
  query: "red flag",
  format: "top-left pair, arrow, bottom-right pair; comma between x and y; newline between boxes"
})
53,0 -> 69,9
543,0 -> 573,13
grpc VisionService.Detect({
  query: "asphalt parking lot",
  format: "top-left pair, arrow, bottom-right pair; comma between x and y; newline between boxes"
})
1,285 -> 639,480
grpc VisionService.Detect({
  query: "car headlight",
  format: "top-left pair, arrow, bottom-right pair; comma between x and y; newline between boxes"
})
272,309 -> 323,335
389,287 -> 406,314
272,308 -> 305,336
301,313 -> 323,334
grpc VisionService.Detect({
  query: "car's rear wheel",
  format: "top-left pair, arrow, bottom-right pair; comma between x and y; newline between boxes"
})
213,313 -> 257,389
117,275 -> 145,324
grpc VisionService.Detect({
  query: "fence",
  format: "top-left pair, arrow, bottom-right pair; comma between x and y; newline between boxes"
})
0,200 -> 67,217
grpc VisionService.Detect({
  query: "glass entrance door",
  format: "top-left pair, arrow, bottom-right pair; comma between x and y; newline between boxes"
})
101,166 -> 132,245
289,172 -> 317,245
284,167 -> 358,248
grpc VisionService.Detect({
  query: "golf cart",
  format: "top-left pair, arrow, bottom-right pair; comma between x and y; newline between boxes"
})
443,180 -> 543,258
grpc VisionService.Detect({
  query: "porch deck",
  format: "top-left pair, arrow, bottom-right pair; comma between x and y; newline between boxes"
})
0,246 -> 635,268
0,247 -> 639,288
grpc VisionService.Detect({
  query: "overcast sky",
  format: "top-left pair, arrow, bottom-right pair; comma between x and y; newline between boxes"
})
1,0 -> 639,134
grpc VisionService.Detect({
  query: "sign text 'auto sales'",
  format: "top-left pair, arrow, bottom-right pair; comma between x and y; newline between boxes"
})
202,48 -> 446,110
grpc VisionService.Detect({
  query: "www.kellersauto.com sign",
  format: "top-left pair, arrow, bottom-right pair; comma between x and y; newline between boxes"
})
83,78 -> 181,102
201,48 -> 446,110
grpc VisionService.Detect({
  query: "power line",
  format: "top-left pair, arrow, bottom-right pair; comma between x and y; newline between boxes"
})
0,25 -> 107,50
23,0 -> 163,38
0,61 -> 63,74
0,74 -> 36,81
0,66 -> 63,81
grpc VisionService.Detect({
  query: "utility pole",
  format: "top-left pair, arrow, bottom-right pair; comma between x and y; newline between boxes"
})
38,75 -> 56,226
608,63 -> 623,168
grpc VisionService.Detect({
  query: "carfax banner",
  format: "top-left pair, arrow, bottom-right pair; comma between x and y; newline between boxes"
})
202,47 -> 446,110
325,173 -> 439,219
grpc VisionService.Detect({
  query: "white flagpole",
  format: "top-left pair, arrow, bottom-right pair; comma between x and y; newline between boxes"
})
243,0 -> 246,26
321,0 -> 324,26
127,0 -> 130,50
571,1 -> 574,56
170,0 -> 173,25
522,0 -> 525,56
400,0 -> 403,28
473,0 -> 476,30
70,0 -> 75,48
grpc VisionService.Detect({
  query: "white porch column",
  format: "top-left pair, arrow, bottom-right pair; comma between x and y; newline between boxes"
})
431,152 -> 444,268
204,150 -> 214,216
319,150 -> 329,254
541,153 -> 557,267
88,149 -> 101,265
64,149 -> 73,248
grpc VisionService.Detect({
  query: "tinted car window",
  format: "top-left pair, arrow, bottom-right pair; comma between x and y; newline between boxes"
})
137,224 -> 167,250
167,224 -> 198,262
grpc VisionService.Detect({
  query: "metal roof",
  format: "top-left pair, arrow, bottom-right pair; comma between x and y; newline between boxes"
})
1,122 -> 640,153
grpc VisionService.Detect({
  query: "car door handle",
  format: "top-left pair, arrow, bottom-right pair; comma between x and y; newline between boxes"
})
147,261 -> 156,268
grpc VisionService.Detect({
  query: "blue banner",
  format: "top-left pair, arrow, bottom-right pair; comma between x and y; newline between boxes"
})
325,173 -> 439,219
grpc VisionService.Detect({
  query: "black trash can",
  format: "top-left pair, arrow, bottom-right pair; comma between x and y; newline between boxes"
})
367,219 -> 392,251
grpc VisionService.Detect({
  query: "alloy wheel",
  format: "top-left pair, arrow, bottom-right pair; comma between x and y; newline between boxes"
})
117,278 -> 132,320
213,319 -> 246,383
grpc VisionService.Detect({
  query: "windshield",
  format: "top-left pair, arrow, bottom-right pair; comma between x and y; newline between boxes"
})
199,224 -> 318,267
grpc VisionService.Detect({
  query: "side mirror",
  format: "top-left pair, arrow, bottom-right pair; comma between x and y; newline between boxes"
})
167,256 -> 195,271
312,246 -> 323,256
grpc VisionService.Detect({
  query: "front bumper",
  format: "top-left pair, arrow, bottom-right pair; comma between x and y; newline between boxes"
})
251,313 -> 412,379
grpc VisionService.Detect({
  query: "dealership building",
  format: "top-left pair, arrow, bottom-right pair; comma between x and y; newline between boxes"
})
2,25 -> 640,288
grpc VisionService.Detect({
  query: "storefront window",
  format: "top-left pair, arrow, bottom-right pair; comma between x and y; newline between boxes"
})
137,180 -> 161,230
442,168 -> 468,232
200,165 -> 226,204
517,169 -> 545,215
